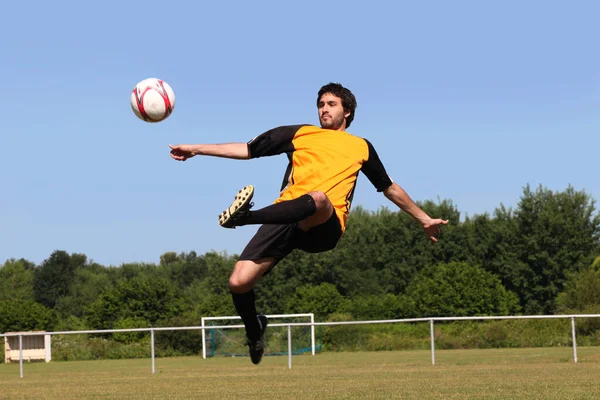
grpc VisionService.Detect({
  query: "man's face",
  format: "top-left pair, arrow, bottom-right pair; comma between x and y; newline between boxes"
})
318,93 -> 349,131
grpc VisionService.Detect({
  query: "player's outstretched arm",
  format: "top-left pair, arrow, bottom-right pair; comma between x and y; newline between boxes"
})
383,182 -> 448,243
169,143 -> 250,161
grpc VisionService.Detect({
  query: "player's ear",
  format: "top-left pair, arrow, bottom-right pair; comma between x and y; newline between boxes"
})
345,112 -> 351,118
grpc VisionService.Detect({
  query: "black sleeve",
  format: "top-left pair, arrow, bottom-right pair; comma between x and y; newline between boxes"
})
360,139 -> 394,192
247,125 -> 305,158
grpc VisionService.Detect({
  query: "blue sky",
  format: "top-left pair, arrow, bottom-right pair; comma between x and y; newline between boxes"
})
1,1 -> 598,267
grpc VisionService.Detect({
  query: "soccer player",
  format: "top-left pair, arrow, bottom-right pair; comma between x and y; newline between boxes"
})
169,83 -> 448,364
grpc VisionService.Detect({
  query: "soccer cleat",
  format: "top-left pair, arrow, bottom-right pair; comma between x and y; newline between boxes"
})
218,185 -> 255,229
248,315 -> 268,365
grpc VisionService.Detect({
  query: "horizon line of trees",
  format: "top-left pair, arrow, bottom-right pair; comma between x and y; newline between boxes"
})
1,184 -> 600,344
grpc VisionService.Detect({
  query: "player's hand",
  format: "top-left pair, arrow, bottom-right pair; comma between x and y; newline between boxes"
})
169,144 -> 196,161
422,218 -> 449,243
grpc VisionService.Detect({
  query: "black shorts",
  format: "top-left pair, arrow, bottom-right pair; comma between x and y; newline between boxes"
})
238,211 -> 343,272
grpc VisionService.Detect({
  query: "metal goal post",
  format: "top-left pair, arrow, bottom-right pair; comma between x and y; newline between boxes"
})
201,313 -> 316,359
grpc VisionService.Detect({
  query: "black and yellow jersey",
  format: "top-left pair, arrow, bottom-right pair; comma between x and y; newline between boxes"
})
247,125 -> 393,232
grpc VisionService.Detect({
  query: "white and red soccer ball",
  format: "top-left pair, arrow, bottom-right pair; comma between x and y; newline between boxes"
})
130,78 -> 175,123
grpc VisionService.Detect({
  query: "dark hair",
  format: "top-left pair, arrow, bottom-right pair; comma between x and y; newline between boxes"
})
317,82 -> 357,128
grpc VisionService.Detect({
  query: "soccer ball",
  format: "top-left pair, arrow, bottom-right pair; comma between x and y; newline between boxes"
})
130,78 -> 175,122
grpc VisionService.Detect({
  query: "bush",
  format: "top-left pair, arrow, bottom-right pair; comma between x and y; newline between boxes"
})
572,306 -> 600,336
0,300 -> 54,333
398,262 -> 521,318
557,261 -> 600,337
112,317 -> 149,344
155,315 -> 204,356
321,313 -> 363,351
52,335 -> 151,361
345,294 -> 401,320
53,315 -> 88,332
319,318 -> 594,352
321,315 -> 432,352
422,319 -> 576,350
287,284 -> 348,320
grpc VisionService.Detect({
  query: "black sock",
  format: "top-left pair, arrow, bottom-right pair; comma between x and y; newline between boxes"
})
231,289 -> 261,341
240,194 -> 316,225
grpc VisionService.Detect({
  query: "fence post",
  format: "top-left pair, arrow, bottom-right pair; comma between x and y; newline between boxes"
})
311,314 -> 315,355
288,325 -> 292,370
571,316 -> 578,364
430,319 -> 435,365
151,329 -> 156,373
19,335 -> 24,378
201,318 -> 206,359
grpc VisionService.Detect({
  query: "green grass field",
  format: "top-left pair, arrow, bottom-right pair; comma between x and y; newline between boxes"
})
2,348 -> 600,399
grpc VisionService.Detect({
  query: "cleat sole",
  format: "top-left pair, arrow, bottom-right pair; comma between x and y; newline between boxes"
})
219,185 -> 254,228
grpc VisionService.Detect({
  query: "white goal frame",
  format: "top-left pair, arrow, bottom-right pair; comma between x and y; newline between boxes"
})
201,313 -> 315,359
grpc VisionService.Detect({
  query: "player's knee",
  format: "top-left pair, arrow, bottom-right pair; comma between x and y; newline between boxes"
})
309,191 -> 331,210
229,274 -> 252,293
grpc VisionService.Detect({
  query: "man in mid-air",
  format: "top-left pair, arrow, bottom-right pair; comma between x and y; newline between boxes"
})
169,82 -> 448,364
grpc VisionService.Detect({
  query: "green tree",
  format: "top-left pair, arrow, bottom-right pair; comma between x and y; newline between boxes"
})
557,257 -> 600,312
158,251 -> 209,289
116,262 -> 156,282
112,316 -> 150,344
556,257 -> 600,334
54,263 -> 113,322
200,252 -> 237,296
34,251 -> 87,308
0,259 -> 35,302
450,213 -> 496,266
184,280 -> 236,317
489,185 -> 600,314
87,276 -> 181,330
0,300 -> 54,333
286,283 -> 348,319
344,293 -> 401,320
398,262 -> 520,317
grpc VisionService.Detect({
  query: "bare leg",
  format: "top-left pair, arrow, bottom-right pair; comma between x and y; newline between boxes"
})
229,258 -> 274,347
229,258 -> 275,293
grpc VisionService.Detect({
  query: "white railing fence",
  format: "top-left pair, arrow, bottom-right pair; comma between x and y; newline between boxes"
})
2,313 -> 600,378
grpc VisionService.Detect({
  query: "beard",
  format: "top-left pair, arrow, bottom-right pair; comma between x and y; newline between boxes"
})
320,113 -> 345,130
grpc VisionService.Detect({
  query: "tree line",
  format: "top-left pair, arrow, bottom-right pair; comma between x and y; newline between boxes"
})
1,184 -> 600,345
